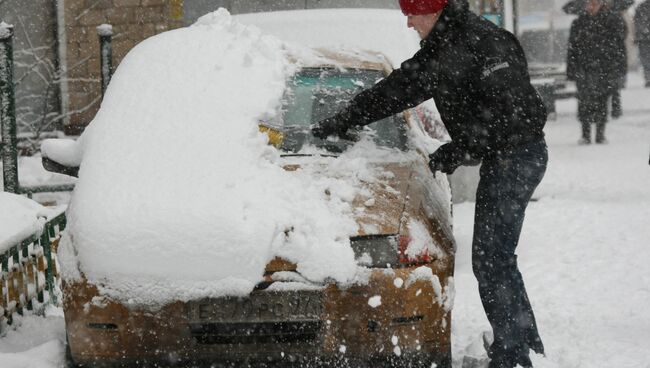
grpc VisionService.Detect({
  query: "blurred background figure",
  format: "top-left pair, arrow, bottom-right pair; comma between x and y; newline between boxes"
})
564,0 -> 632,119
564,0 -> 631,119
567,0 -> 627,144
635,0 -> 650,87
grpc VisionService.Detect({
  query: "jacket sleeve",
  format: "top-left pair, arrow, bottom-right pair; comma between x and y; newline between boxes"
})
635,4 -> 650,42
611,14 -> 628,80
566,21 -> 580,81
334,47 -> 437,127
459,30 -> 546,158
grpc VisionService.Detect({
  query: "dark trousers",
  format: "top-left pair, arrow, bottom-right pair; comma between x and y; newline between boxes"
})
640,42 -> 650,85
578,93 -> 608,142
473,138 -> 547,367
610,88 -> 622,118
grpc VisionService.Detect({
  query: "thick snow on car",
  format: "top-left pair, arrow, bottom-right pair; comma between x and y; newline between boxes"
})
44,9 -> 456,368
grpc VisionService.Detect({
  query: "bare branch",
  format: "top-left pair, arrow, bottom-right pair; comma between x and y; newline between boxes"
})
17,16 -> 55,79
75,1 -> 101,22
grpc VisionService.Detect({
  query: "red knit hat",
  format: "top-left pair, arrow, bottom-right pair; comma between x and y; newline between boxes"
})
399,0 -> 449,15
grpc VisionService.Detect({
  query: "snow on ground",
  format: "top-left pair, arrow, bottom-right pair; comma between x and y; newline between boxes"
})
452,72 -> 650,367
0,306 -> 65,368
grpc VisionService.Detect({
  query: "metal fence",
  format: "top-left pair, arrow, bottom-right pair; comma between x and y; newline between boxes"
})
0,211 -> 66,333
2,21 -> 113,196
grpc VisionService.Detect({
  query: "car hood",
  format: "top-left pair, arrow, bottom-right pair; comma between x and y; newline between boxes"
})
282,158 -> 412,237
351,163 -> 412,237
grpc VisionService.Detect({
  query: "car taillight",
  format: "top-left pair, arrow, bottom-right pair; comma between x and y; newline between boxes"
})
398,235 -> 431,265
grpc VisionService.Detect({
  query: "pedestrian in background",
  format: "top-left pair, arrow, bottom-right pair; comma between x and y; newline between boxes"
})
609,6 -> 628,119
635,0 -> 650,87
563,0 -> 629,119
567,0 -> 627,144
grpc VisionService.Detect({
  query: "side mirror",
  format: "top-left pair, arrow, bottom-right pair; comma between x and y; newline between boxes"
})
40,138 -> 81,177
42,156 -> 79,178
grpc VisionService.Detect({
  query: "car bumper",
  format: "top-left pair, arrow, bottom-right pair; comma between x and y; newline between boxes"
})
63,260 -> 453,367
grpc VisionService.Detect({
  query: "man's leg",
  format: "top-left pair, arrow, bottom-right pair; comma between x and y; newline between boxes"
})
472,139 -> 548,367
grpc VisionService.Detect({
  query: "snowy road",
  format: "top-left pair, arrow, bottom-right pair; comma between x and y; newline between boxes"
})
452,73 -> 650,367
1,74 -> 649,367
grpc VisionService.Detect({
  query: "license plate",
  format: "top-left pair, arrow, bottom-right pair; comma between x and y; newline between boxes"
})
189,291 -> 323,323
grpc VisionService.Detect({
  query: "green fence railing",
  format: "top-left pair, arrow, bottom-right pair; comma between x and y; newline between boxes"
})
0,211 -> 66,333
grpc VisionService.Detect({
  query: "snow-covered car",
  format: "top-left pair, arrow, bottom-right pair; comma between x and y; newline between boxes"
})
44,9 -> 455,368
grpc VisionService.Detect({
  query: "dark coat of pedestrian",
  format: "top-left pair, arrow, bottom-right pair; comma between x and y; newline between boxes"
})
312,0 -> 547,367
564,0 -> 631,119
567,0 -> 627,143
635,0 -> 650,86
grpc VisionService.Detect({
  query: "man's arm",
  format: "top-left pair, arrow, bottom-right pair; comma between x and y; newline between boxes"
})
314,47 -> 437,138
611,14 -> 628,79
566,22 -> 580,81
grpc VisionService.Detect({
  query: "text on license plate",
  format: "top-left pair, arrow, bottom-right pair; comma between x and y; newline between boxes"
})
189,291 -> 323,323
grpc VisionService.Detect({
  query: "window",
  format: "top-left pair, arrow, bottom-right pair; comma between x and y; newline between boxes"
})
273,68 -> 409,154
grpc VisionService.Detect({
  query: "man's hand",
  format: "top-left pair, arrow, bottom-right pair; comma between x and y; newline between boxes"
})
429,144 -> 465,175
311,116 -> 350,140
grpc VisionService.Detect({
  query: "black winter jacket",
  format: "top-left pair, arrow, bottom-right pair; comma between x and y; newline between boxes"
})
567,9 -> 627,97
332,0 -> 546,161
636,0 -> 650,43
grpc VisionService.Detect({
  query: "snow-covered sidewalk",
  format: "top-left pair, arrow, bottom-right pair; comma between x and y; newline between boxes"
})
452,73 -> 650,367
1,74 -> 649,367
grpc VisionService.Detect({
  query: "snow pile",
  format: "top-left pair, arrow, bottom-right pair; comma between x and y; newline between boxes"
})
41,139 -> 82,167
58,9 -> 379,306
96,24 -> 113,37
0,306 -> 65,367
0,22 -> 13,39
0,193 -> 62,253
368,295 -> 382,308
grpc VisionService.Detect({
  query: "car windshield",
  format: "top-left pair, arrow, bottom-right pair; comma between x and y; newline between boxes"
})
271,68 -> 409,154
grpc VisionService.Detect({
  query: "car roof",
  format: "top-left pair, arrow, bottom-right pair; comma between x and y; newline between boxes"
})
234,9 -> 420,69
293,48 -> 393,74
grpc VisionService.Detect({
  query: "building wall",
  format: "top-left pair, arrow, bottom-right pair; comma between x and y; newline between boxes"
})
62,0 -> 183,134
0,0 -> 60,138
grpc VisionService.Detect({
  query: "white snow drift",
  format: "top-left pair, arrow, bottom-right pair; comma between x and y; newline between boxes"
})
56,9 -> 415,306
0,193 -> 65,253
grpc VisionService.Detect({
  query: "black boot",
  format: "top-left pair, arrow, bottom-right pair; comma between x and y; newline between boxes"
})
596,123 -> 608,144
579,121 -> 591,145
611,91 -> 622,119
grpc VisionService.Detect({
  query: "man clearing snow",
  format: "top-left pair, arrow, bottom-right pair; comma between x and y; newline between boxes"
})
311,0 -> 547,367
